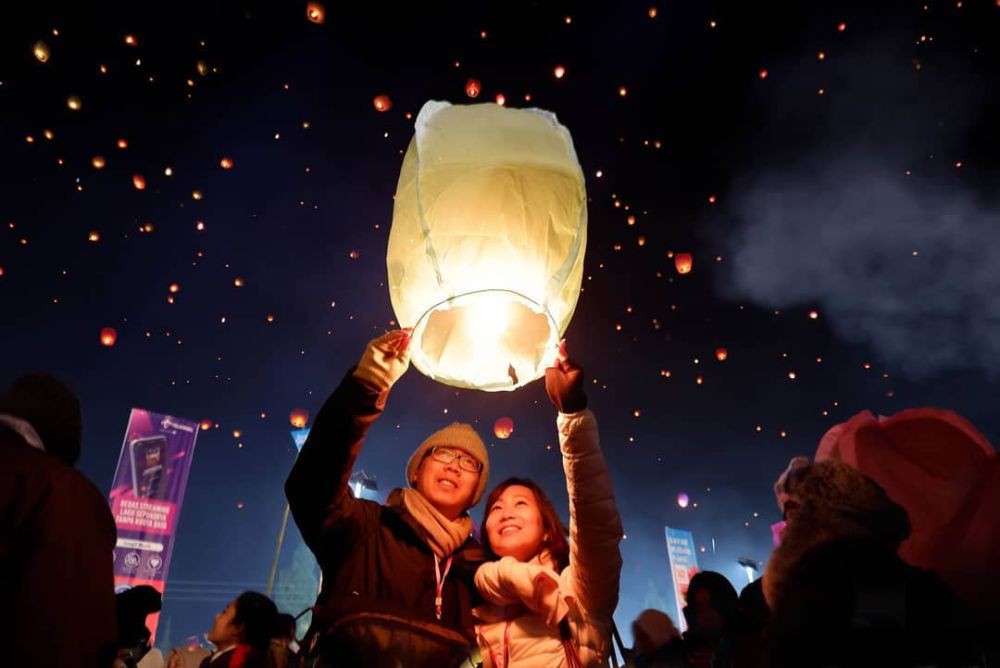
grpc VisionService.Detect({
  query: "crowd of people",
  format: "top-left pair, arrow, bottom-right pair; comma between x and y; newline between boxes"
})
2,331 -> 997,667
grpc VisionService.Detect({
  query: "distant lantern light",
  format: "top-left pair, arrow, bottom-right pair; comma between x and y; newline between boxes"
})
677,493 -> 690,508
495,93 -> 506,106
306,1 -> 325,23
465,78 -> 481,98
199,419 -> 212,431
100,327 -> 117,347
124,34 -> 138,46
674,253 -> 693,274
758,68 -> 769,79
388,101 -> 587,391
220,157 -> 233,169
132,174 -> 146,190
67,96 -> 82,111
289,407 -> 310,429
92,156 -> 106,169
554,65 -> 566,79
33,41 -> 50,63
715,347 -> 728,361
373,94 -> 392,112
117,138 -> 129,149
494,417 -> 515,439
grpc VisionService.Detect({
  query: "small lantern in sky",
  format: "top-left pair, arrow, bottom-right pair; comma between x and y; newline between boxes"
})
494,417 -> 515,439
373,95 -> 392,112
289,408 -> 309,429
674,253 -> 693,275
33,41 -> 50,63
306,2 -> 325,24
100,327 -> 117,347
715,347 -> 728,362
387,101 -> 588,391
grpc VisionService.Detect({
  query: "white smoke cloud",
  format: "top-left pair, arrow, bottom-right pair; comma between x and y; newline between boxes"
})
720,160 -> 1000,379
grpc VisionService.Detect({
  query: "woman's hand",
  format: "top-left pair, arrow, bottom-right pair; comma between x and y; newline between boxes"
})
544,340 -> 587,413
353,328 -> 412,391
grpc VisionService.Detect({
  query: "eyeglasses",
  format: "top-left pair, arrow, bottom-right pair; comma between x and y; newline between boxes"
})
429,446 -> 482,473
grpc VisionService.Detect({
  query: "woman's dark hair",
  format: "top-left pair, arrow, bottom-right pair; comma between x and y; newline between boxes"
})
233,591 -> 278,649
480,477 -> 570,571
685,571 -> 739,625
272,612 -> 297,640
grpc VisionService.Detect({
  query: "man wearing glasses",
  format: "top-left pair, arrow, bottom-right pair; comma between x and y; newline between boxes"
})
286,330 -> 490,668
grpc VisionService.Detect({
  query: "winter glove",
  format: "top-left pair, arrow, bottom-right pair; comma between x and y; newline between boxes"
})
353,329 -> 411,392
545,340 -> 587,414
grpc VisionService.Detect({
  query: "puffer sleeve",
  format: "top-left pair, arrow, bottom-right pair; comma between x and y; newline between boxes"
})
559,409 -> 623,621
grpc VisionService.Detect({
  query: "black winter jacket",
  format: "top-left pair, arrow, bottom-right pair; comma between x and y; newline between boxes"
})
285,371 -> 485,667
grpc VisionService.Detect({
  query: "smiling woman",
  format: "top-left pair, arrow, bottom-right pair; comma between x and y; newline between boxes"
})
473,344 -> 623,668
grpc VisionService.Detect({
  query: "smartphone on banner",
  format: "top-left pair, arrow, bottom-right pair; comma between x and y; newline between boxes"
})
130,436 -> 167,499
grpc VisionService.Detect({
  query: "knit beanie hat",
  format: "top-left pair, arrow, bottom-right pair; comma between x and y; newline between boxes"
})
0,373 -> 82,466
406,422 -> 490,507
774,456 -> 811,514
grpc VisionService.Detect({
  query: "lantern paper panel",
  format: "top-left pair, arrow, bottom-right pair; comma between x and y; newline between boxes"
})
388,101 -> 587,391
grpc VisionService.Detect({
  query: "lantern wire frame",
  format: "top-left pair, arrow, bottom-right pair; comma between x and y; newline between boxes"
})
408,288 -> 561,392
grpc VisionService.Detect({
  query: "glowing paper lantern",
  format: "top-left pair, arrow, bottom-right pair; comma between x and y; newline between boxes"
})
715,347 -> 728,362
388,101 -> 587,391
494,417 -> 514,439
100,327 -> 117,347
289,408 -> 309,429
373,95 -> 392,112
464,78 -> 481,98
677,493 -> 690,508
33,41 -> 50,63
132,174 -> 146,190
674,253 -> 693,274
306,1 -> 325,24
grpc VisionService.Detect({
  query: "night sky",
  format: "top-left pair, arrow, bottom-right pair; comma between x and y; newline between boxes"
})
3,0 -> 1000,650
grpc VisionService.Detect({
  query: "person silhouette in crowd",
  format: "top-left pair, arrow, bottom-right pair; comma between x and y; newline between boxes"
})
200,591 -> 277,668
269,613 -> 300,668
764,456 -> 983,668
682,571 -> 739,668
627,609 -> 685,668
114,585 -> 163,667
0,372 -> 118,667
285,330 -> 489,667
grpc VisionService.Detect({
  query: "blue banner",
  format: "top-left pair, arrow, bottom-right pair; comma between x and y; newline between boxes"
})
665,526 -> 699,632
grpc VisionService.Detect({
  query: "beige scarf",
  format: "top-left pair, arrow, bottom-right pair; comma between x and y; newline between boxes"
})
392,488 -> 474,558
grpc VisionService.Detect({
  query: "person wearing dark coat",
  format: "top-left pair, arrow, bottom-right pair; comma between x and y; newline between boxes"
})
0,373 -> 118,667
285,330 -> 491,667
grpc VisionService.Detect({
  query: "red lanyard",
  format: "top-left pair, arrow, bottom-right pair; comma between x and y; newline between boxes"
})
434,554 -> 453,620
487,619 -> 512,668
